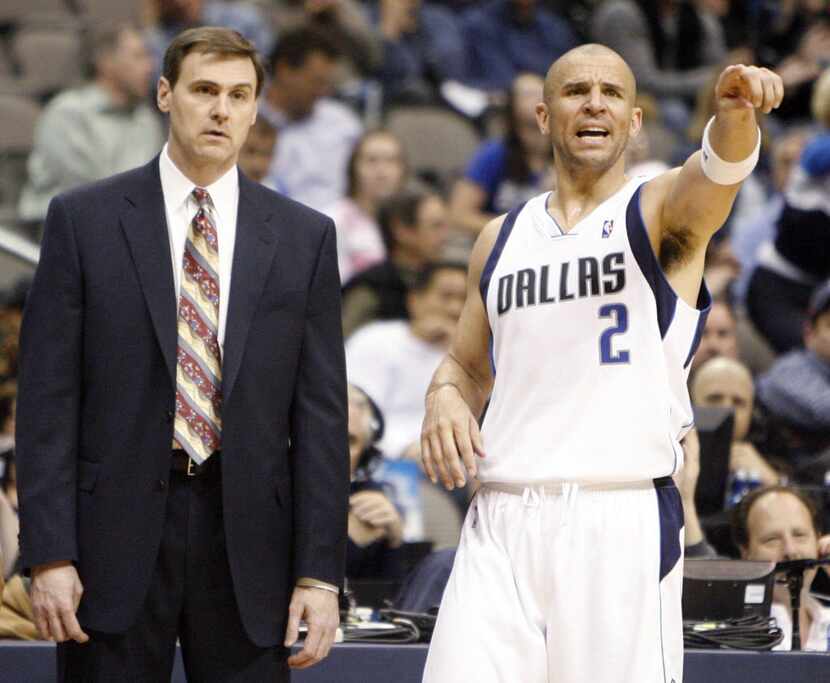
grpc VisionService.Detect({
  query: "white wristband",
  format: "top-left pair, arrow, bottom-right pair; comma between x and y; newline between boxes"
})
699,116 -> 761,185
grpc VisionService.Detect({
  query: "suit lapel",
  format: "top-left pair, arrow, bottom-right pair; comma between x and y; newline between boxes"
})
222,173 -> 280,403
120,158 -> 178,385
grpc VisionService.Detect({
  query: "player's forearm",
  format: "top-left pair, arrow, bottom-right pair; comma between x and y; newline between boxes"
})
426,352 -> 489,419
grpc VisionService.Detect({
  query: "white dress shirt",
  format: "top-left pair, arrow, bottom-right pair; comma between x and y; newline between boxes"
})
159,143 -> 239,352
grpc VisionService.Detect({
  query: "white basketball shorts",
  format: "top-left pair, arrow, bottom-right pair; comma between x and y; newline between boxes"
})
422,477 -> 684,683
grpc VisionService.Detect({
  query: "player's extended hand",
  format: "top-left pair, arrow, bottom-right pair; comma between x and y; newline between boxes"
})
285,586 -> 339,669
715,64 -> 784,115
30,561 -> 89,643
420,384 -> 485,490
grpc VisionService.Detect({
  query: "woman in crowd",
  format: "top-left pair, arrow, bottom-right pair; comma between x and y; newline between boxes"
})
449,73 -> 551,236
325,129 -> 407,284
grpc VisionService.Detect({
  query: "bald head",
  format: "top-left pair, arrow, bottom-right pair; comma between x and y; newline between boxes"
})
543,44 -> 636,104
692,357 -> 755,441
692,357 -> 752,399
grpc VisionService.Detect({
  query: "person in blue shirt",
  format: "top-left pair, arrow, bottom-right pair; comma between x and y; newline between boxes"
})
460,0 -> 577,93
450,73 -> 551,235
372,0 -> 467,104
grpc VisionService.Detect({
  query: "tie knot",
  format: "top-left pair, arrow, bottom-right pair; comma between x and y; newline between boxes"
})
192,187 -> 212,208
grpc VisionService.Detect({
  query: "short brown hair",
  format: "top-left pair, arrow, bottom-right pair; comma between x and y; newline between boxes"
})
731,485 -> 823,550
162,27 -> 265,97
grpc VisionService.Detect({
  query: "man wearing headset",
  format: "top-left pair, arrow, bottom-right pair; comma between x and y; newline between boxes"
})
347,385 -> 404,580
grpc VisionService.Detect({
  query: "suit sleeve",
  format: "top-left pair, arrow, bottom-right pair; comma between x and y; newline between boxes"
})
290,218 -> 349,587
15,195 -> 83,570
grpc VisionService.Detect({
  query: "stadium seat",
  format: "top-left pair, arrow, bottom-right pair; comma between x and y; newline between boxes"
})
0,0 -> 72,26
10,26 -> 83,98
386,106 -> 480,189
74,0 -> 142,24
0,94 -> 40,214
420,481 -> 463,550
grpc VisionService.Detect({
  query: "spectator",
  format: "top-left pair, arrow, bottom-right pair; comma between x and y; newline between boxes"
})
0,385 -> 17,579
0,387 -> 38,640
18,23 -> 163,223
591,0 -> 726,129
341,188 -> 450,336
449,73 -> 551,235
461,0 -> 577,93
272,0 -> 381,80
145,0 -> 275,72
260,27 -> 363,210
237,117 -> 278,184
346,262 -> 466,458
690,296 -> 738,374
692,357 -> 780,485
747,69 -> 830,352
371,0 -> 467,105
346,384 -> 405,580
755,0 -> 830,121
325,129 -> 408,284
733,485 -> 830,651
756,280 -> 830,462
731,128 -> 809,302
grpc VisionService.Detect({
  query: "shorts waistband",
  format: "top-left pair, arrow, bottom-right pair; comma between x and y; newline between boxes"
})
482,477 -> 672,496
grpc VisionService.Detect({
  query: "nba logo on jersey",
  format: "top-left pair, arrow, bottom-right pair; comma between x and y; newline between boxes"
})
602,219 -> 614,238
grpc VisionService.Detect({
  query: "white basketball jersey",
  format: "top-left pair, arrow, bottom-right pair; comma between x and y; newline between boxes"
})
479,176 -> 711,484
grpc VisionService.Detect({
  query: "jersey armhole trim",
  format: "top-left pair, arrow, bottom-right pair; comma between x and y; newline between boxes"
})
682,285 -> 713,369
625,184 -> 677,339
479,201 -> 526,306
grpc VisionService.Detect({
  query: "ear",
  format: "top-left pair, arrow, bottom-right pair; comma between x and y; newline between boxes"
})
535,102 -> 550,135
629,106 -> 643,139
157,77 -> 172,114
250,101 -> 258,127
738,544 -> 749,560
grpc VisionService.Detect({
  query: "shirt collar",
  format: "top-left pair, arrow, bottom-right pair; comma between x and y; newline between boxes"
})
159,143 -> 239,216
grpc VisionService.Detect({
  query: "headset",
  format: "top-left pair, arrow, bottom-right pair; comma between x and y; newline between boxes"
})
351,385 -> 386,481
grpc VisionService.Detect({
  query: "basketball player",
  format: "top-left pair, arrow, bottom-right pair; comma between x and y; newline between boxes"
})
420,44 -> 783,682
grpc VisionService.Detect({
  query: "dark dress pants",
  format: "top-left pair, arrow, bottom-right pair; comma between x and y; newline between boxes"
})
58,460 -> 289,682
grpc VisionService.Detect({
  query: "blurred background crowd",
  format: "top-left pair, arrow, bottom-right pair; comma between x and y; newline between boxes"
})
0,0 -> 830,646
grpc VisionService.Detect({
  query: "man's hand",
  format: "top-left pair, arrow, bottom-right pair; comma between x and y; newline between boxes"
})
349,490 -> 403,547
30,561 -> 88,643
285,586 -> 339,669
729,442 -> 779,485
421,384 -> 485,490
715,64 -> 784,115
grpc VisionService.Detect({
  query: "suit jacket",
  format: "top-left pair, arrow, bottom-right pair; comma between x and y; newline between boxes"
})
15,157 -> 349,647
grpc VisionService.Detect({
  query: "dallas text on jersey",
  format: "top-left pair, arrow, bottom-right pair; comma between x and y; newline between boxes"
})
496,252 -> 625,315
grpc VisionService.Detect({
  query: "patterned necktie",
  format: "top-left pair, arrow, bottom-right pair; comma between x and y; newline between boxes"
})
173,187 -> 222,463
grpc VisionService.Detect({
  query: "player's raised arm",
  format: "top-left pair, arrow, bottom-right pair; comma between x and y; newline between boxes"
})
648,64 -> 784,249
421,216 -> 502,490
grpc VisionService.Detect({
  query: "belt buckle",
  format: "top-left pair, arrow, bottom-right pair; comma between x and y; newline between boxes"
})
186,458 -> 197,477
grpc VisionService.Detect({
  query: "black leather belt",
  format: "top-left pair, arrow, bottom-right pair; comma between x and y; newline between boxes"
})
171,450 -> 220,478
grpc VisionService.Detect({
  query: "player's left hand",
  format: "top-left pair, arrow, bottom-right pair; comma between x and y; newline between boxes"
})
285,586 -> 340,669
715,64 -> 784,115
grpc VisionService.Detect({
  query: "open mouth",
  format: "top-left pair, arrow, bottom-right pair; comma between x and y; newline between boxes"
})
204,130 -> 228,139
576,128 -> 609,139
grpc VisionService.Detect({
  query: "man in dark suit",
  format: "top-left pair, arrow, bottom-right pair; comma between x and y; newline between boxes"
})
15,27 -> 349,681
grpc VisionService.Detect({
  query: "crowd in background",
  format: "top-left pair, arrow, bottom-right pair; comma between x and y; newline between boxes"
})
1,0 -> 830,646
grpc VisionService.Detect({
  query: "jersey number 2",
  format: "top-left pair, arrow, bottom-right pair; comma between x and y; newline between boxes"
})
599,304 -> 630,364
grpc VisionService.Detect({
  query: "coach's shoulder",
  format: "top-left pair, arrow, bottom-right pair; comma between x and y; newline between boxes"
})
242,176 -> 333,238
